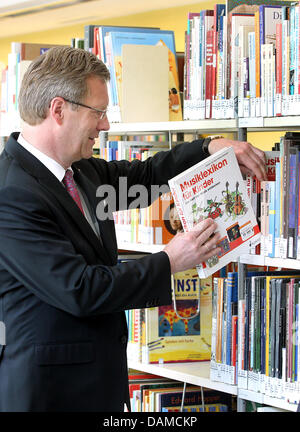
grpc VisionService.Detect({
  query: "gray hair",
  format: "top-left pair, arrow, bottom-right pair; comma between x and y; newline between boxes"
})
18,46 -> 110,125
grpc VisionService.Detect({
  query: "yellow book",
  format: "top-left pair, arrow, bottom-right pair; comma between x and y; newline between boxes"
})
143,270 -> 212,363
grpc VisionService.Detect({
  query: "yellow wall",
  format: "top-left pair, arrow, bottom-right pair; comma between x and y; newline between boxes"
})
0,1 -> 287,150
0,2 -> 215,67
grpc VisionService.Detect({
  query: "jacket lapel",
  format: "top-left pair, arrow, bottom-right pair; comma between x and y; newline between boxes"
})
73,166 -> 118,264
5,134 -> 114,263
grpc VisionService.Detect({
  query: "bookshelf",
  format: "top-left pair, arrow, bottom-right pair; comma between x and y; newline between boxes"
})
111,118 -> 300,412
128,360 -> 238,397
2,116 -> 300,412
2,1 -> 300,414
118,242 -> 164,254
109,119 -> 238,135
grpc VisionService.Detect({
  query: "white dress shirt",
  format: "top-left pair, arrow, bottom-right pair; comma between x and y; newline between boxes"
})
17,134 -> 101,239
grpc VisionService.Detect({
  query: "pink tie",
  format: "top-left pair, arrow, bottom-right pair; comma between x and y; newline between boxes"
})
62,169 -> 84,214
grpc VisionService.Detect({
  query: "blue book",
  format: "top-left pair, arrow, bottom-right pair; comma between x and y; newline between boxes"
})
97,25 -> 162,63
108,29 -> 181,120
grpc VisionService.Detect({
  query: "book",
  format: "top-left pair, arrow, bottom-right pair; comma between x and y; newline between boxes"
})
84,24 -> 160,53
157,387 -> 232,412
237,24 -> 254,117
168,147 -> 260,278
11,42 -> 67,60
229,12 -> 255,115
108,29 -> 182,122
121,44 -> 169,123
142,269 -> 212,363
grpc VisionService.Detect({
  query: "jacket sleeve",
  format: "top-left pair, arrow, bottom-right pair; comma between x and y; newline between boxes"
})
84,139 -> 206,210
0,185 -> 172,317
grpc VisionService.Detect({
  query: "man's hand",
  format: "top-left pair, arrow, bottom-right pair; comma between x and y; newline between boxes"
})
208,138 -> 267,181
163,218 -> 221,274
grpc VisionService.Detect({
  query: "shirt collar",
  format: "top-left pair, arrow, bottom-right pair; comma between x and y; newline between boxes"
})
17,134 -> 70,182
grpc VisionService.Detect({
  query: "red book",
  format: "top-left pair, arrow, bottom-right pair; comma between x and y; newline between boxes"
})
275,22 -> 282,116
231,315 -> 238,369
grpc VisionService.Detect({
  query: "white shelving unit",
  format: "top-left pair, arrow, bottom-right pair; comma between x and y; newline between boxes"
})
239,254 -> 300,270
4,116 -> 300,410
238,388 -> 298,412
109,119 -> 238,134
113,117 -> 300,412
118,241 -> 164,254
128,360 -> 237,396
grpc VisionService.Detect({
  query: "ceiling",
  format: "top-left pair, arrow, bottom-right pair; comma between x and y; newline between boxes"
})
0,0 -> 203,38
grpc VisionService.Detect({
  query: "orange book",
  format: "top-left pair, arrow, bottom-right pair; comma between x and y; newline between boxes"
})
150,192 -> 178,245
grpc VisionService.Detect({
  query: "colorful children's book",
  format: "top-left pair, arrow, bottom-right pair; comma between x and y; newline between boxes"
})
108,29 -> 182,121
169,147 -> 260,278
142,269 -> 212,363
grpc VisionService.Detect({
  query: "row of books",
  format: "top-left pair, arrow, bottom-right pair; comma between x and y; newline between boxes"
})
211,271 -> 300,406
128,370 -> 232,412
184,1 -> 300,120
210,273 -> 238,386
0,41 -> 65,134
247,133 -> 300,261
84,24 -> 182,123
93,140 -> 176,246
5,4 -> 300,132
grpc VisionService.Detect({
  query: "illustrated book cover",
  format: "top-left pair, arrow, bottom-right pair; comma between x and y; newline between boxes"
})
168,147 -> 261,278
142,269 -> 212,363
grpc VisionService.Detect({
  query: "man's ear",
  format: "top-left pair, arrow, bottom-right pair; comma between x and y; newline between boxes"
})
49,97 -> 65,125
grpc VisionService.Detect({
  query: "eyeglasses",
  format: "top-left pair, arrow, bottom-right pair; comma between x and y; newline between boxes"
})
63,98 -> 107,120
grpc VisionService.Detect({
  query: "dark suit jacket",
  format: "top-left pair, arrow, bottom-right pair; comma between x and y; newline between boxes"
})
0,132 -> 206,412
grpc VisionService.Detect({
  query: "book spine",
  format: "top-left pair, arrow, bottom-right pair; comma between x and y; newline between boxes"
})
248,31 -> 256,117
216,278 -> 224,363
231,315 -> 238,371
226,276 -> 233,365
288,148 -> 298,258
255,11 -> 261,116
205,29 -> 214,118
275,23 -> 283,116
268,181 -> 276,258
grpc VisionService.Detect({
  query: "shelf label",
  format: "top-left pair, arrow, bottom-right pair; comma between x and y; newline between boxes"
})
238,117 -> 264,128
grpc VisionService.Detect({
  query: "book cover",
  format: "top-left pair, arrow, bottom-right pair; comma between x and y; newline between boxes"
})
150,191 -> 177,245
259,5 -> 282,45
158,387 -> 232,412
95,25 -> 161,62
108,29 -> 182,121
121,44 -> 169,123
142,269 -> 212,363
168,147 -> 260,278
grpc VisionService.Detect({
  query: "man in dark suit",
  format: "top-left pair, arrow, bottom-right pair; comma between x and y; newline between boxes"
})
0,46 -> 266,412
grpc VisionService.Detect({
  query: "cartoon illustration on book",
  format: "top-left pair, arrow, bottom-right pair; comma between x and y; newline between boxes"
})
169,147 -> 260,278
222,181 -> 246,218
158,301 -> 200,337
